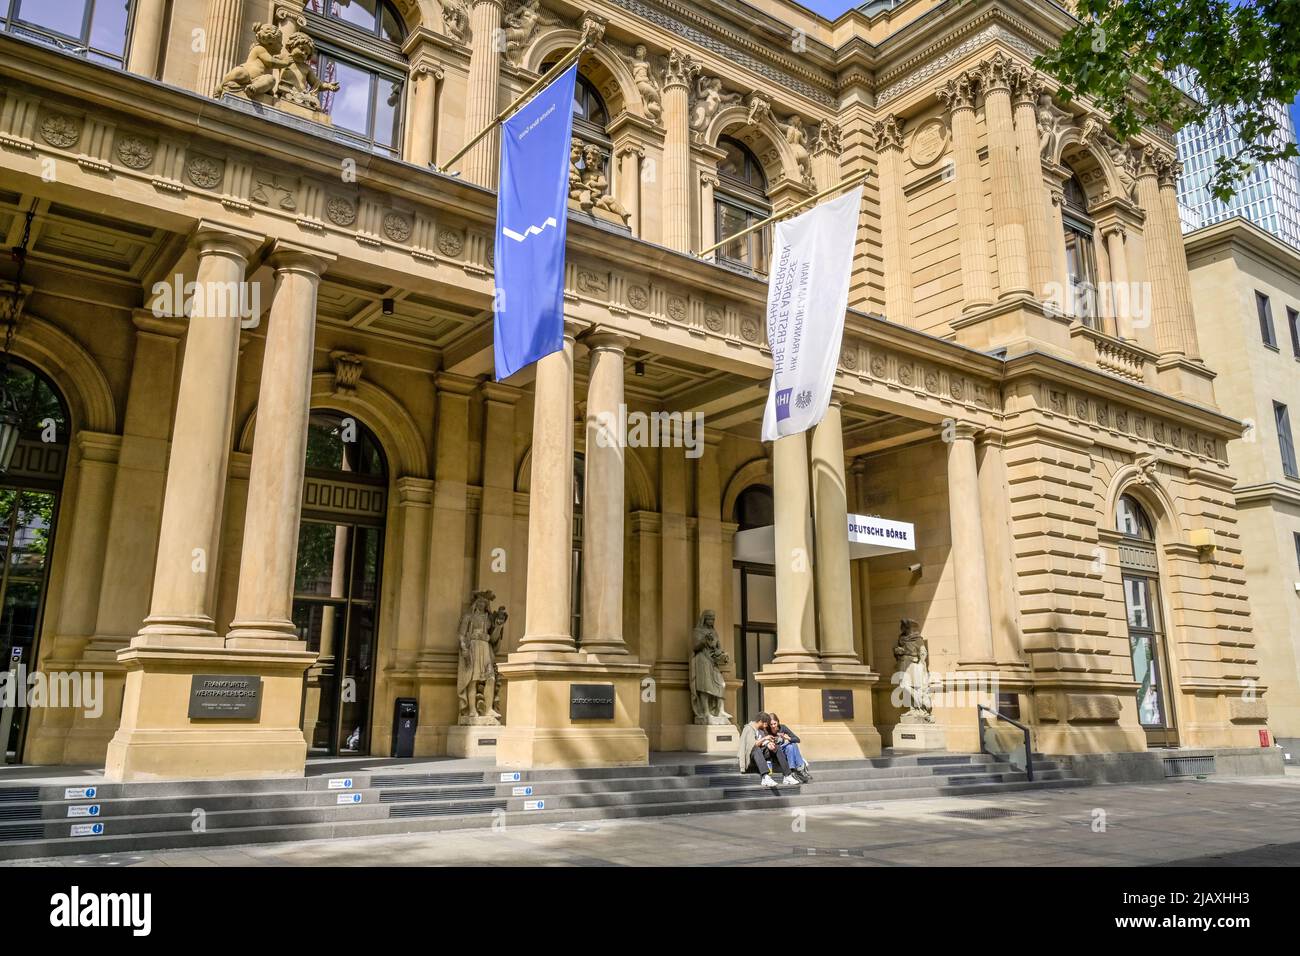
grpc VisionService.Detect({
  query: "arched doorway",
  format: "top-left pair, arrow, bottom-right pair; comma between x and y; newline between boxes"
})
292,409 -> 388,756
732,483 -> 776,724
1116,493 -> 1179,748
0,359 -> 68,762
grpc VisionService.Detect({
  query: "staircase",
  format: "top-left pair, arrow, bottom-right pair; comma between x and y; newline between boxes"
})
0,752 -> 1087,861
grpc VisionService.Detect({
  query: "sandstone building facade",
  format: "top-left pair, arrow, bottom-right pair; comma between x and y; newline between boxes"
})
0,0 -> 1276,780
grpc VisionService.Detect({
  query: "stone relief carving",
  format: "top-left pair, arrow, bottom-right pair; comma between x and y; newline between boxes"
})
872,114 -> 904,152
628,285 -> 649,310
624,44 -> 663,122
456,589 -> 507,725
746,93 -> 771,127
186,154 -> 224,189
502,0 -> 560,63
382,212 -> 412,243
252,175 -> 296,210
278,32 -> 340,111
662,48 -> 699,89
326,196 -> 357,226
779,114 -> 813,184
1036,92 -> 1073,160
39,114 -> 80,149
330,351 -> 364,393
741,317 -> 760,342
690,75 -> 742,133
569,140 -> 630,225
442,0 -> 470,43
893,619 -> 934,724
814,120 -> 842,156
116,134 -> 154,170
438,229 -> 465,257
689,611 -> 732,724
218,22 -> 290,98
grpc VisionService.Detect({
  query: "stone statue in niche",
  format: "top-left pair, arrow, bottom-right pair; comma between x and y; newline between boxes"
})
892,618 -> 934,723
503,0 -> 558,62
780,114 -> 813,183
442,0 -> 470,43
218,22 -> 290,98
690,76 -> 742,132
568,139 -> 630,226
626,44 -> 662,122
456,589 -> 508,724
689,610 -> 732,724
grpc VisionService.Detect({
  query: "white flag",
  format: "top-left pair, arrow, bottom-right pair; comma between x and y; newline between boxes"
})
761,186 -> 862,442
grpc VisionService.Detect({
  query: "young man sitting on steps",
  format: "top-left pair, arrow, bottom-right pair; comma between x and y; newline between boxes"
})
738,711 -> 800,788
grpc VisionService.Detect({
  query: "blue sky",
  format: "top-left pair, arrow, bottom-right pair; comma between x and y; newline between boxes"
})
796,0 -> 1300,141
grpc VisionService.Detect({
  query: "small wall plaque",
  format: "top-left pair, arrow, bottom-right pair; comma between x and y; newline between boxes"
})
188,674 -> 262,720
570,683 -> 616,720
821,689 -> 854,720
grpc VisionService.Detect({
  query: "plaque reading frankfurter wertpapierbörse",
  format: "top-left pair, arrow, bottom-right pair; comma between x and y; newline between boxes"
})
188,675 -> 263,719
569,683 -> 615,720
821,689 -> 854,720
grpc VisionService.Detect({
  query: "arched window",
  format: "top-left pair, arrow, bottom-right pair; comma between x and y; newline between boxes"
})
572,74 -> 609,129
1062,172 -> 1101,329
2,0 -> 130,66
733,484 -> 774,531
306,0 -> 408,157
1115,493 -> 1177,746
716,136 -> 771,272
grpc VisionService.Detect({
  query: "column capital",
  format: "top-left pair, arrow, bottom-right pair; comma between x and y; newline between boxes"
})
1137,143 -> 1175,180
396,475 -> 435,506
663,48 -> 699,90
435,370 -> 480,397
267,241 -> 335,277
1011,68 -> 1045,109
579,325 -> 638,352
871,114 -> 905,152
977,51 -> 1017,94
949,420 -> 983,442
936,72 -> 978,114
193,220 -> 264,261
132,309 -> 187,338
813,120 -> 843,157
480,380 -> 523,405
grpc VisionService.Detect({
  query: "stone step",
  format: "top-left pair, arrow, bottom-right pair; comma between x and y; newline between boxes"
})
0,775 -> 1088,862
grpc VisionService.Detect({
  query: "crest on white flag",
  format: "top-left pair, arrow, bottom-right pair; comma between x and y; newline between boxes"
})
761,186 -> 862,442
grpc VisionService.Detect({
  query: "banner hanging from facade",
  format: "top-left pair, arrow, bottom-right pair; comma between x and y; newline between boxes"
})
493,63 -> 579,381
760,186 -> 863,442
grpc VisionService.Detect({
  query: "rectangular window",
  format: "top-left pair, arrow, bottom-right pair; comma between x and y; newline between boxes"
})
1257,292 -> 1278,347
1294,531 -> 1300,573
1277,401 -> 1299,478
1288,307 -> 1300,359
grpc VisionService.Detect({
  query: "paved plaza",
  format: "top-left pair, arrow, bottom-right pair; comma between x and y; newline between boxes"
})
7,772 -> 1299,867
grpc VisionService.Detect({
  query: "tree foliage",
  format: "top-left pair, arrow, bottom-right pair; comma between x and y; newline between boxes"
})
1036,0 -> 1300,201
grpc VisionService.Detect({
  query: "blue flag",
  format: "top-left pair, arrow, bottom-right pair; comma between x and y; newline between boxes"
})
493,63 -> 579,381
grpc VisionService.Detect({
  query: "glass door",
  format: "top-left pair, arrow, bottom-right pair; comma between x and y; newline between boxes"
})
1122,573 -> 1178,748
732,563 -> 777,726
293,520 -> 382,756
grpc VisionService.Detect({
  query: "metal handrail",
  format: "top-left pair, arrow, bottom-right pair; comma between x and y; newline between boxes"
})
976,704 -> 1034,783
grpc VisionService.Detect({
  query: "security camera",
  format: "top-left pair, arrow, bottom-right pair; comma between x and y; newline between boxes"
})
908,562 -> 923,574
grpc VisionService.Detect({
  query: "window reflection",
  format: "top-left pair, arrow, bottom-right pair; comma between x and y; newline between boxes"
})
8,0 -> 129,66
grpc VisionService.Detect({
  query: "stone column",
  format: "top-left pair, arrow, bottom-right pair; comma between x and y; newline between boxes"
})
661,50 -> 698,253
1136,147 -> 1183,357
947,422 -> 995,665
462,0 -> 505,188
476,381 -> 521,603
125,0 -> 168,78
938,73 -> 993,314
404,61 -> 444,167
517,330 -> 577,653
979,53 -> 1030,298
196,0 -> 246,97
1159,160 -> 1202,359
1047,179 -> 1070,311
1104,225 -> 1135,341
617,145 -> 643,236
811,399 -> 858,664
580,328 -> 633,657
772,432 -> 818,662
227,244 -> 335,645
872,115 -> 915,326
1012,70 -> 1056,300
850,458 -> 874,669
137,223 -> 261,643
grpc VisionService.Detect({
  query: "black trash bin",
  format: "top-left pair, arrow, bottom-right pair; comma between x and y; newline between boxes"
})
392,698 -> 418,758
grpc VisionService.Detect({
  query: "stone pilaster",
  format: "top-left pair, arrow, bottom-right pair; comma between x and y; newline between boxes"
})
947,422 -> 995,667
937,73 -> 993,313
1104,224 -> 1134,341
811,121 -> 843,191
872,115 -> 915,325
979,53 -> 1030,298
1159,160 -> 1201,360
1136,146 -> 1183,357
661,50 -> 698,253
125,0 -> 169,78
462,0 -> 505,187
811,399 -> 856,665
616,144 -> 644,236
476,381 -> 521,604
405,57 -> 444,167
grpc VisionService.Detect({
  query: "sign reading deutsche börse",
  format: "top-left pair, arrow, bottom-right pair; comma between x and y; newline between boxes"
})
188,674 -> 263,720
847,514 -> 915,552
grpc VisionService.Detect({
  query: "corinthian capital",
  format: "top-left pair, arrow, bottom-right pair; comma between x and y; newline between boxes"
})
978,51 -> 1015,94
1137,143 -> 1174,180
663,48 -> 699,90
872,114 -> 904,152
814,120 -> 843,156
1011,68 -> 1045,108
937,71 -> 978,113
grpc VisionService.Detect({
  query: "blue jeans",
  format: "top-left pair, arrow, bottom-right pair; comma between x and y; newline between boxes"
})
781,742 -> 806,770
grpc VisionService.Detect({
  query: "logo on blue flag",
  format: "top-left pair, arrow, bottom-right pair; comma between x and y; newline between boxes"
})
493,63 -> 579,381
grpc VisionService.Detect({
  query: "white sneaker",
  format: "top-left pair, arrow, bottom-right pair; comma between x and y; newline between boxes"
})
781,774 -> 801,786
760,774 -> 778,788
